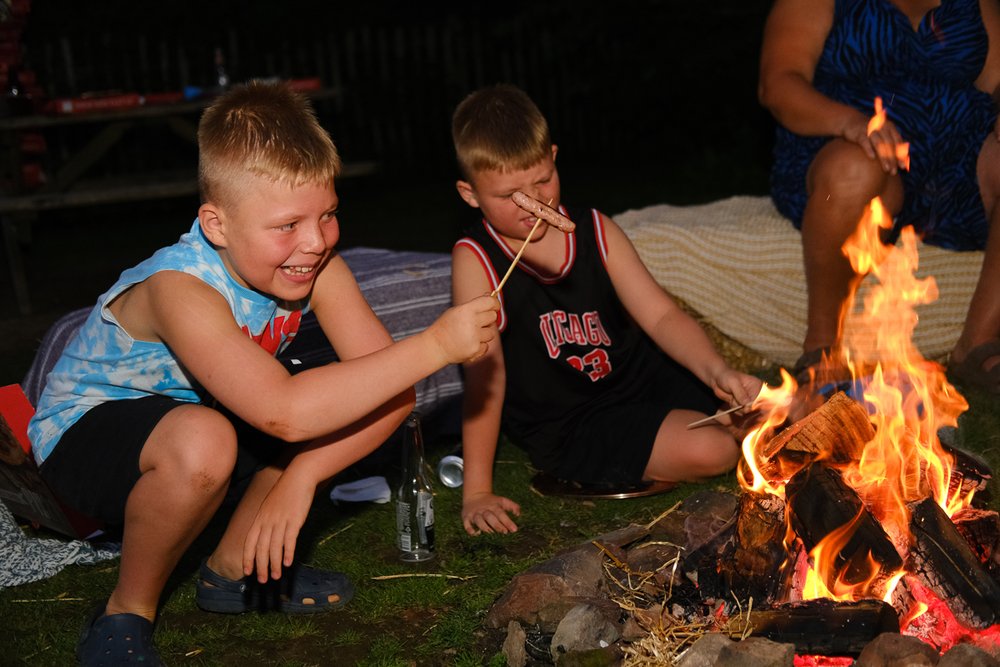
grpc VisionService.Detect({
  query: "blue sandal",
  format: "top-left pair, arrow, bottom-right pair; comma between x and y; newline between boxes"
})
76,604 -> 163,666
196,560 -> 354,614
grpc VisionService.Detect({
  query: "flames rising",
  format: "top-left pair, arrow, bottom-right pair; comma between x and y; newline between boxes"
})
867,96 -> 911,172
737,98 -> 975,635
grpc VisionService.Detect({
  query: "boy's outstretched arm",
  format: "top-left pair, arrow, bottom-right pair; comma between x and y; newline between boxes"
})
600,214 -> 762,407
139,257 -> 498,443
453,244 -> 522,535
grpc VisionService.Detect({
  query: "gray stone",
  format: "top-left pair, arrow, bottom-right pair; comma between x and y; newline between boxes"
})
550,603 -> 621,663
486,572 -> 574,629
502,620 -> 527,667
717,636 -> 795,667
678,490 -> 739,523
939,643 -> 1000,667
620,604 -> 664,642
677,633 -> 736,667
647,506 -> 689,542
537,596 -> 620,634
855,632 -> 940,666
486,542 -> 607,628
592,523 -> 651,550
681,491 -> 739,553
625,540 -> 684,582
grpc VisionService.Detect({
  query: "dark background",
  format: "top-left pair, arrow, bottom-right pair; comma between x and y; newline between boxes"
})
0,0 -> 777,382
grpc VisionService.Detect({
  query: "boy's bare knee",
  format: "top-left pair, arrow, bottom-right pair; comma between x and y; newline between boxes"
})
688,430 -> 740,478
645,423 -> 741,482
144,405 -> 238,485
707,436 -> 741,476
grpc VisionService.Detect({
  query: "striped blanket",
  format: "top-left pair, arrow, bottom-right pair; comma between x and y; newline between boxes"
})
615,196 -> 983,370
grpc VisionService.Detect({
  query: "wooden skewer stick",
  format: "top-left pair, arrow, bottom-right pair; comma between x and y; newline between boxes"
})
490,198 -> 553,297
686,401 -> 755,429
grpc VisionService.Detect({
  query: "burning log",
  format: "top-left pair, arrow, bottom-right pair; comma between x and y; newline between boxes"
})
941,442 -> 993,509
761,392 -> 873,465
907,498 -> 1000,628
951,508 -> 1000,566
786,464 -> 903,595
717,492 -> 788,605
726,598 -> 899,656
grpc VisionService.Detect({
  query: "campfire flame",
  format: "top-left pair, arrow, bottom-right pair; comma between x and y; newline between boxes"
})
737,98 -> 981,644
838,198 -> 969,532
866,96 -> 911,172
799,510 -> 884,602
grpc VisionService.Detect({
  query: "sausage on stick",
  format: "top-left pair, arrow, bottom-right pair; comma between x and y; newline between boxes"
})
511,191 -> 575,233
491,193 -> 575,297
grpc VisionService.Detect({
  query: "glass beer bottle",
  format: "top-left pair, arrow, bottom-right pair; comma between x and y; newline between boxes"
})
396,413 -> 435,562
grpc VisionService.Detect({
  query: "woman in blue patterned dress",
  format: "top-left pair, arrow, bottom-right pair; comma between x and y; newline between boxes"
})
759,0 -> 1000,393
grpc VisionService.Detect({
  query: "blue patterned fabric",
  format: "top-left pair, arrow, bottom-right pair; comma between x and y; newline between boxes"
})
770,0 -> 997,250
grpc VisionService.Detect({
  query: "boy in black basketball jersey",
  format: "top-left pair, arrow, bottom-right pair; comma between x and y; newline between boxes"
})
450,84 -> 763,536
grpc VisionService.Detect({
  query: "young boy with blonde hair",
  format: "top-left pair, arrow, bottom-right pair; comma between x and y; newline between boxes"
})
29,81 -> 498,665
450,84 -> 761,536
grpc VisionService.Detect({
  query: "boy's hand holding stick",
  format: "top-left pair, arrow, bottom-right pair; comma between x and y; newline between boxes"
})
491,193 -> 575,297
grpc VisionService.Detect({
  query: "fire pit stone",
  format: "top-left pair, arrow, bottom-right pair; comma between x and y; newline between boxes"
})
855,632 -> 941,666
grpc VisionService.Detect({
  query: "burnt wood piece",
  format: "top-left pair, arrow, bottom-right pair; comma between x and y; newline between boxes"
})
720,492 -> 789,605
908,498 -> 1000,628
951,508 -> 999,565
761,392 -> 873,464
941,442 -> 993,509
681,515 -> 738,601
786,464 -> 903,596
726,598 -> 899,656
887,574 -> 921,625
680,497 -> 740,597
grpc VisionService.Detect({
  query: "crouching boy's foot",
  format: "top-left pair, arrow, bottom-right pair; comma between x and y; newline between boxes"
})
77,604 -> 163,666
196,560 -> 354,614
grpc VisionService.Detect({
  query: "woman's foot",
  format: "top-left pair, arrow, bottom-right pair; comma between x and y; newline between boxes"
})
948,340 -> 1000,395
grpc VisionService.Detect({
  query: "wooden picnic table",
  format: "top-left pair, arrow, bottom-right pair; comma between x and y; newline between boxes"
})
0,87 -> 376,314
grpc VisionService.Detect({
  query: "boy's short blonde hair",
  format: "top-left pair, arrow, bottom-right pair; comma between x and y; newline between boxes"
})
452,84 -> 552,180
198,80 -> 341,207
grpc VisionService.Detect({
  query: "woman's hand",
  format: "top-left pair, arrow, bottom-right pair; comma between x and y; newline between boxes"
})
842,108 -> 907,175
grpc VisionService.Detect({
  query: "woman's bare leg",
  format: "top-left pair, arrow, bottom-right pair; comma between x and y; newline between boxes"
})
800,139 -> 903,354
953,135 -> 1000,370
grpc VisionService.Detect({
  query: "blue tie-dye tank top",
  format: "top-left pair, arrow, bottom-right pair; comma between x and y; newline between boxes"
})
29,219 -> 306,464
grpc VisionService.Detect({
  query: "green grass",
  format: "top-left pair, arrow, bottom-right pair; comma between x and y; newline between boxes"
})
0,427 -> 743,666
3,377 -> 1000,666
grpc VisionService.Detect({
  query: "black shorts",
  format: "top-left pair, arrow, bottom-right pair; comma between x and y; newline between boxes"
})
538,358 -> 719,486
38,396 -> 281,527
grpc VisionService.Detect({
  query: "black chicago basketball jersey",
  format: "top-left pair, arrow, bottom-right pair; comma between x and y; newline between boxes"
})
456,205 -> 671,449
